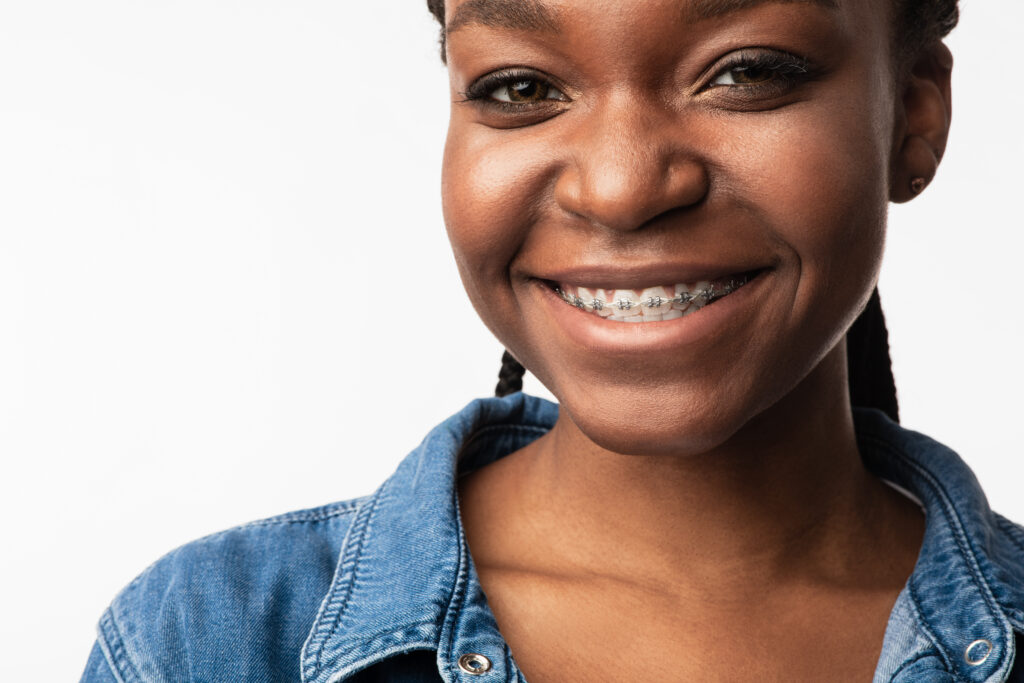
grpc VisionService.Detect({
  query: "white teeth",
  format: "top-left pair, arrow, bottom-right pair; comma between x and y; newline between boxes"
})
557,273 -> 751,323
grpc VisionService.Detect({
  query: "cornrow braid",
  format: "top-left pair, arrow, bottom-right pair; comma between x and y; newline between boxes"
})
495,349 -> 525,397
847,288 -> 900,423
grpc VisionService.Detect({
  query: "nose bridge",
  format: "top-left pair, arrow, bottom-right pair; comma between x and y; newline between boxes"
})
554,93 -> 707,232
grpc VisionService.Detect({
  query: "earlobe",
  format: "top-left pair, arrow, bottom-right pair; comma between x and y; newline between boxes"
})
891,135 -> 937,203
890,43 -> 953,204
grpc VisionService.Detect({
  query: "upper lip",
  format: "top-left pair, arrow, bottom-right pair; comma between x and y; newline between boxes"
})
534,262 -> 769,290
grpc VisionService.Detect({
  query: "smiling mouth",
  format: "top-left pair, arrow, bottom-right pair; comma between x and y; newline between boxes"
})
552,271 -> 758,322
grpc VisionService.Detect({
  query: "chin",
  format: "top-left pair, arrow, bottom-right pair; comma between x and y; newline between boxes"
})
556,382 -> 754,457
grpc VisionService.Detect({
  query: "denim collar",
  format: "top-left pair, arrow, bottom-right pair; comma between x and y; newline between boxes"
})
857,413 -> 1020,683
299,394 -> 1022,683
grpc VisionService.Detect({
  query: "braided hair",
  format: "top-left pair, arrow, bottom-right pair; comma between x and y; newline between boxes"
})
429,0 -> 960,420
495,349 -> 525,398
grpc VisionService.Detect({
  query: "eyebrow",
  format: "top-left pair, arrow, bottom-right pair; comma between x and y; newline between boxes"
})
686,0 -> 838,21
445,0 -> 837,36
446,0 -> 560,35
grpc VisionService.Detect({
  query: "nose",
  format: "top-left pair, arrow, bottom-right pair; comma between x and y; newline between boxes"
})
553,99 -> 709,232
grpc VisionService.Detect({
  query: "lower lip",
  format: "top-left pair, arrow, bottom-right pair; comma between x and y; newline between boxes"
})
533,271 -> 769,356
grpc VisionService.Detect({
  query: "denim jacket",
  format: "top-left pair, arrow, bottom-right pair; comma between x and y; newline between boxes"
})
81,394 -> 1024,682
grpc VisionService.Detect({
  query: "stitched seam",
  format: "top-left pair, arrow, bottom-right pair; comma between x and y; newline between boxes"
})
242,506 -> 361,528
995,516 -> 1024,555
861,433 -> 1013,677
99,609 -> 144,683
441,487 -> 472,681
889,648 -> 942,680
908,580 -> 955,671
1006,612 -> 1024,632
95,628 -> 130,683
299,502 -> 370,683
307,484 -> 385,677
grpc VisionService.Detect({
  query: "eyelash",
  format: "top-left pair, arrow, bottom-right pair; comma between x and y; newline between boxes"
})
708,50 -> 812,92
461,50 -> 814,111
460,68 -> 568,110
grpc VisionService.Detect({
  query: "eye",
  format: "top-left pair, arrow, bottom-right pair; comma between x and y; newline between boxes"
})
707,50 -> 811,90
490,78 -> 566,103
463,68 -> 570,106
713,65 -> 778,86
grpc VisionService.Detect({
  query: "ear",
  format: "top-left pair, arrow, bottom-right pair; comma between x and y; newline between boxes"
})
890,42 -> 953,203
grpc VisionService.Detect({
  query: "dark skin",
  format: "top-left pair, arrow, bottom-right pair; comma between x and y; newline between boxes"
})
442,0 -> 952,680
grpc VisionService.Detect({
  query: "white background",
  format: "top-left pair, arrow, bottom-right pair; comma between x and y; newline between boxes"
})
1,1 -> 1022,680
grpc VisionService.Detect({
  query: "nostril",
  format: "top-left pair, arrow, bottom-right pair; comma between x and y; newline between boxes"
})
553,155 -> 709,233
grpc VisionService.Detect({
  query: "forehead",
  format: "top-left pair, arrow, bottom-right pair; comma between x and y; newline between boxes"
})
445,0 -> 841,33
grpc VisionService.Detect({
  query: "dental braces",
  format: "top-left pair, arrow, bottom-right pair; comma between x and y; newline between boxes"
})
555,277 -> 748,312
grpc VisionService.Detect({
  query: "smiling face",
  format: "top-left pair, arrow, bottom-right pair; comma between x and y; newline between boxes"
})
441,0 -> 904,456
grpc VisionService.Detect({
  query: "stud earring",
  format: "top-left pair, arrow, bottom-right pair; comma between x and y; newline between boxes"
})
910,177 -> 927,195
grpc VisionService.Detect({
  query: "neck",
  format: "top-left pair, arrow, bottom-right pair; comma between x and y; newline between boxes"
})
462,345 -> 921,598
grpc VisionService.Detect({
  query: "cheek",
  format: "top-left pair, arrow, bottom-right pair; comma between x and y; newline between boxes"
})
441,122 -> 557,321
733,92 -> 891,313
704,88 -> 893,426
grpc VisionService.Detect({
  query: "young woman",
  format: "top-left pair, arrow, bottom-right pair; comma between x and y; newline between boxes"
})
80,0 -> 1024,681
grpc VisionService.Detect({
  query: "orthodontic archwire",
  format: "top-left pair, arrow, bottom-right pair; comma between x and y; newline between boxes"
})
554,278 -> 746,313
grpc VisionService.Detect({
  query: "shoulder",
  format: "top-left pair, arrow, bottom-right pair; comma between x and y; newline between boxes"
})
90,498 -> 366,683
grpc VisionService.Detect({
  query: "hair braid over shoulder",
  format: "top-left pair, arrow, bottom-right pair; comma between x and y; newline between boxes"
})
847,288 -> 900,423
495,349 -> 525,398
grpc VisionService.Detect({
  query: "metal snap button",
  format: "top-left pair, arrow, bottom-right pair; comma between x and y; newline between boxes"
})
964,639 -> 993,666
458,653 -> 492,675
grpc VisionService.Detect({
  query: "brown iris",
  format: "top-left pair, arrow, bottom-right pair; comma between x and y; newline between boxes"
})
729,66 -> 775,84
506,80 -> 551,102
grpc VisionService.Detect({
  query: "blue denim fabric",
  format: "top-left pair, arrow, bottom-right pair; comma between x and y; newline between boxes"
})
81,394 -> 1024,682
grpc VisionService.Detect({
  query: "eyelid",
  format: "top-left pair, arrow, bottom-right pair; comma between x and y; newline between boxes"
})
461,67 -> 571,104
701,48 -> 812,90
